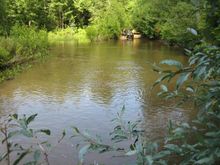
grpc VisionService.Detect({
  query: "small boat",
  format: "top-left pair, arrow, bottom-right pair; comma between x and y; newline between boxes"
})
132,30 -> 141,39
133,32 -> 141,39
119,29 -> 141,40
120,29 -> 133,40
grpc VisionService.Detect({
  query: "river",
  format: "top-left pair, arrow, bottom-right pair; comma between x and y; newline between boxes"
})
0,40 -> 196,165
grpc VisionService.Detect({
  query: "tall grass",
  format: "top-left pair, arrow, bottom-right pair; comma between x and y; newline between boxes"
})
48,27 -> 90,44
0,25 -> 48,81
10,25 -> 48,57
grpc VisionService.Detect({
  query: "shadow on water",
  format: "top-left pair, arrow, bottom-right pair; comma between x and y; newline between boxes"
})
0,39 -> 195,165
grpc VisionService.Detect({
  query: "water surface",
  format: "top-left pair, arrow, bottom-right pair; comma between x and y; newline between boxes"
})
0,40 -> 195,164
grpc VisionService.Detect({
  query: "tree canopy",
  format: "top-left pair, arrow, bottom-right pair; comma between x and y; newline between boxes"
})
0,0 -> 219,46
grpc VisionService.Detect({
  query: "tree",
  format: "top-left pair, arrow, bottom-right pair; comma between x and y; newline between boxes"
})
204,0 -> 220,45
0,0 -> 8,36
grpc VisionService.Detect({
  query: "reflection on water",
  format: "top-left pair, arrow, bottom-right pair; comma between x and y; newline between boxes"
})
0,40 -> 195,165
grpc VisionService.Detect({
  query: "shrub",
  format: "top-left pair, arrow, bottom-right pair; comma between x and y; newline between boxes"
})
86,0 -> 131,40
0,47 -> 10,67
0,25 -> 48,81
132,0 -> 161,38
0,38 -> 16,56
48,27 -> 90,43
160,2 -> 198,47
73,28 -> 90,43
86,25 -> 99,41
10,25 -> 48,57
48,27 -> 76,42
132,0 -> 201,47
0,37 -> 17,67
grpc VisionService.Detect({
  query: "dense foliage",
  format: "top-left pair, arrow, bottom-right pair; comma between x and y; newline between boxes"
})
1,0 -> 219,44
0,25 -> 48,81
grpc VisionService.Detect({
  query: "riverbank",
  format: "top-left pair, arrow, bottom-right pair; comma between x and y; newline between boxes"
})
1,24 -> 187,84
0,28 -> 184,83
0,26 -> 48,82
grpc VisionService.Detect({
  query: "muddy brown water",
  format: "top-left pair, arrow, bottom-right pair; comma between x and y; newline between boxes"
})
0,40 -> 196,165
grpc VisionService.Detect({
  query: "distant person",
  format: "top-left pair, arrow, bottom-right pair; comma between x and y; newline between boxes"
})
127,29 -> 133,40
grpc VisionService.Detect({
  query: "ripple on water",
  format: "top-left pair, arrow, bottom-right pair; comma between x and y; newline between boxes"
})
0,40 -> 194,165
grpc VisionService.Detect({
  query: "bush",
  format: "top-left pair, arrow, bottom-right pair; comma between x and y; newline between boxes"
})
0,25 -> 48,81
86,0 -> 131,40
132,0 -> 161,38
148,44 -> 220,164
0,38 -> 16,55
86,25 -> 99,41
73,28 -> 90,43
159,2 -> 198,47
0,37 -> 17,68
0,47 -> 10,67
48,27 -> 76,42
132,0 -> 201,47
10,25 -> 48,57
48,27 -> 90,43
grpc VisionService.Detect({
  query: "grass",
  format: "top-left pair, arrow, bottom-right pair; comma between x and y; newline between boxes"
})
48,27 -> 90,44
0,25 -> 48,82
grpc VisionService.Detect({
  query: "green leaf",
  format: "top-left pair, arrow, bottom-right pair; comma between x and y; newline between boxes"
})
176,73 -> 190,89
72,127 -> 80,134
8,130 -> 21,139
160,59 -> 183,69
186,87 -> 194,93
18,119 -> 28,129
24,161 -> 37,165
205,131 -> 220,138
160,84 -> 168,92
58,130 -> 66,143
20,129 -> 33,137
184,49 -> 192,56
11,114 -> 18,120
13,151 -> 29,165
34,150 -> 41,161
146,155 -> 153,165
46,143 -> 52,148
164,144 -> 182,154
130,144 -> 135,150
125,150 -> 137,156
181,123 -> 190,129
26,114 -> 37,125
153,151 -> 171,160
118,105 -> 126,118
79,144 -> 91,163
153,74 -> 172,87
0,153 -> 8,161
195,156 -> 214,164
39,129 -> 51,135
